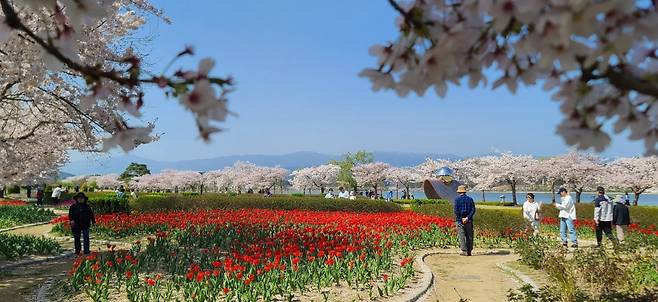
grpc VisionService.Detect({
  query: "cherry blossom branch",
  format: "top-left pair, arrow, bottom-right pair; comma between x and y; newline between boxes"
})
604,66 -> 658,97
37,86 -> 111,133
0,0 -> 231,87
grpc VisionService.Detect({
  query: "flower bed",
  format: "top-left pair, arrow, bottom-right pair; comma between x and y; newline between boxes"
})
55,209 -> 516,301
0,233 -> 62,259
0,200 -> 28,206
0,205 -> 58,229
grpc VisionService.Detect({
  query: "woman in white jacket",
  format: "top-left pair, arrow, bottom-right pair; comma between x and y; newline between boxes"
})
522,193 -> 542,236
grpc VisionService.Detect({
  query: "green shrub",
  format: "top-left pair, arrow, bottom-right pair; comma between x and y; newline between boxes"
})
412,204 -> 526,234
88,197 -> 129,214
130,193 -> 401,213
393,199 -> 448,205
7,185 -> 20,194
44,191 -> 75,203
291,193 -> 304,197
513,235 -> 555,269
477,201 -> 517,206
0,233 -> 62,259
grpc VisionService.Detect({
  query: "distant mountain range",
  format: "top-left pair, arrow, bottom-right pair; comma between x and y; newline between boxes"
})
62,151 -> 461,175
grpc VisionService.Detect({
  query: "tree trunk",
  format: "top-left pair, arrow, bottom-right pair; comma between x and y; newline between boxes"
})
550,181 -> 557,203
633,189 -> 644,206
404,185 -> 410,200
575,189 -> 582,203
507,179 -> 517,205
320,186 -> 325,194
482,190 -> 485,202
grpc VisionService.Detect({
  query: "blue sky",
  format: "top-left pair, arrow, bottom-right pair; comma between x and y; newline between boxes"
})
80,0 -> 646,162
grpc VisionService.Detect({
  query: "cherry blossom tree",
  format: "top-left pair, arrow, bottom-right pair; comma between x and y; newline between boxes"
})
353,162 -> 391,196
61,174 -> 90,187
89,174 -> 121,190
290,164 -> 340,194
604,156 -> 658,206
561,152 -> 603,203
532,151 -> 598,203
471,153 -> 538,205
386,166 -> 422,199
130,170 -> 201,192
363,0 -> 658,155
0,0 -> 234,185
203,169 -> 232,193
221,161 -> 288,193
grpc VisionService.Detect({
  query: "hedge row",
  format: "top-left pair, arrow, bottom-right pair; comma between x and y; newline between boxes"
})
129,193 -> 402,213
87,197 -> 129,214
412,204 -> 526,234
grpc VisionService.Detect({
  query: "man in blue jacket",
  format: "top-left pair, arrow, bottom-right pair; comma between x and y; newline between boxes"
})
454,185 -> 476,256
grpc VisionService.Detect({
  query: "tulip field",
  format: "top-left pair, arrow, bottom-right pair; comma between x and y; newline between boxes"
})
51,209 -> 475,301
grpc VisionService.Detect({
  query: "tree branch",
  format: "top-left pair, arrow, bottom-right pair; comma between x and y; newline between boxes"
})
604,66 -> 658,97
0,0 -> 231,88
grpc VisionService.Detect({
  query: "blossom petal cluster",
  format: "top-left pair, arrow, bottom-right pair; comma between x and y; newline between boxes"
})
363,0 -> 658,155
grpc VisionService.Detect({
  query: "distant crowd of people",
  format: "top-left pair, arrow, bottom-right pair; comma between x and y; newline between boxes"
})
323,187 -> 415,201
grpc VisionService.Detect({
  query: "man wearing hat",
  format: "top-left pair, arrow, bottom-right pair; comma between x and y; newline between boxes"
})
593,187 -> 616,247
454,185 -> 476,256
68,192 -> 96,255
555,187 -> 578,247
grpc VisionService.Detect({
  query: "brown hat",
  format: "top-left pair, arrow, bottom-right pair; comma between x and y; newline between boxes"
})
457,185 -> 467,193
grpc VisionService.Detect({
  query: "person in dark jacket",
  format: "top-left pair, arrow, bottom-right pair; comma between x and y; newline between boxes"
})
593,187 -> 616,247
454,185 -> 476,256
612,195 -> 631,243
69,192 -> 95,255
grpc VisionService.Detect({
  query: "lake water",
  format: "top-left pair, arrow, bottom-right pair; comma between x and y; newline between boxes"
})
407,190 -> 658,206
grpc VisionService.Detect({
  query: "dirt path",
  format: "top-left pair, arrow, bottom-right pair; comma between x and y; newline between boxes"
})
0,223 -> 72,302
7,224 -> 56,236
423,250 -> 520,302
0,258 -> 71,302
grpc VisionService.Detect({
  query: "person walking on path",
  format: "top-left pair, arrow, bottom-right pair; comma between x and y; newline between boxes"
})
555,188 -> 578,248
51,185 -> 64,205
593,187 -> 616,247
36,186 -> 44,207
522,193 -> 542,236
69,192 -> 95,255
612,194 -> 631,243
454,185 -> 476,256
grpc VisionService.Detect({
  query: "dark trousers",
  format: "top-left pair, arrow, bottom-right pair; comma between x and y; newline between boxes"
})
457,222 -> 474,254
72,227 -> 90,254
596,221 -> 616,246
